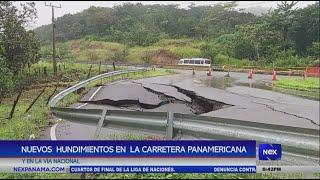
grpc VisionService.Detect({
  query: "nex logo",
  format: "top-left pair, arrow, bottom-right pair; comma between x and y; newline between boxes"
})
263,149 -> 277,155
259,144 -> 282,160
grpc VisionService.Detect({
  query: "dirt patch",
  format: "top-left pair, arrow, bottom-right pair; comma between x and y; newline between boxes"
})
86,43 -> 104,49
69,43 -> 81,51
145,49 -> 179,65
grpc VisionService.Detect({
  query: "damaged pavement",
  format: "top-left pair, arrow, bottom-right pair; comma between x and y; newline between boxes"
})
78,70 -> 319,130
53,69 -> 320,141
51,70 -> 319,166
79,81 -> 231,115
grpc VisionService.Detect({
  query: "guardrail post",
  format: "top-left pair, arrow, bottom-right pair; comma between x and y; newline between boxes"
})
166,111 -> 174,139
93,109 -> 107,139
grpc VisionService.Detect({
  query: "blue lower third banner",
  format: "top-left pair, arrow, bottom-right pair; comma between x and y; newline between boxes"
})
0,140 -> 257,173
0,140 -> 256,157
69,166 -> 257,173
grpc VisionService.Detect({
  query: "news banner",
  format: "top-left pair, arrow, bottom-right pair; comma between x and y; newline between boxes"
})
0,140 -> 319,174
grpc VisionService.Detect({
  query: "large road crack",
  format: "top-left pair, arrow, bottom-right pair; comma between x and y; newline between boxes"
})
132,81 -> 182,103
253,101 -> 320,126
134,81 -> 231,114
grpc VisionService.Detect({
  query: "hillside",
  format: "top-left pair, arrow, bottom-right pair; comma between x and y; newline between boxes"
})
34,2 -> 257,46
40,38 -> 208,65
35,2 -> 319,67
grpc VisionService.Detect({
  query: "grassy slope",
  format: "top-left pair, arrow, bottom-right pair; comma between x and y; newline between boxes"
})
275,77 -> 319,92
0,61 -> 107,140
66,39 -> 126,62
274,77 -> 320,100
41,39 -> 126,63
41,38 -> 206,65
41,37 -> 318,69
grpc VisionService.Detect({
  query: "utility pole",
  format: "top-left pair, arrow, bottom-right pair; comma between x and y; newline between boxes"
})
45,2 -> 61,76
225,5 -> 231,78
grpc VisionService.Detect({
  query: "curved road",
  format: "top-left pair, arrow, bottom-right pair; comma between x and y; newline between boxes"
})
48,69 -> 319,137
41,69 -> 320,166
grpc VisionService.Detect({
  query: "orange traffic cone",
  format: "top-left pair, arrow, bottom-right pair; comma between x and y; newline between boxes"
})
207,68 -> 212,76
288,69 -> 292,77
272,69 -> 277,81
248,69 -> 253,79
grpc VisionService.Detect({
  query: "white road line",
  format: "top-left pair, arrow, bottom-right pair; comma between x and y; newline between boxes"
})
50,121 -> 59,140
50,86 -> 103,140
76,103 -> 87,109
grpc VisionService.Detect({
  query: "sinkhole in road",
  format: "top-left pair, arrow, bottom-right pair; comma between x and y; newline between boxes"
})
79,81 -> 231,114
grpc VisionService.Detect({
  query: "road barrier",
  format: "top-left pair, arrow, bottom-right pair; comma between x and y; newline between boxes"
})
49,66 -> 319,158
51,107 -> 319,157
48,68 -> 148,107
306,66 -> 320,77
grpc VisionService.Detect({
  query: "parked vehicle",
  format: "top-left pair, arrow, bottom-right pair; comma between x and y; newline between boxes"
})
178,58 -> 211,67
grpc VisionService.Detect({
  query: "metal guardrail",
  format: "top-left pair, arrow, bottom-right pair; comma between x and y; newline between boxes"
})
51,107 -> 319,157
48,68 -> 147,107
49,66 -> 319,158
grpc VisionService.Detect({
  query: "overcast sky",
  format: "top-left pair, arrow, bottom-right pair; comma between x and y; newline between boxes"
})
14,1 -> 318,30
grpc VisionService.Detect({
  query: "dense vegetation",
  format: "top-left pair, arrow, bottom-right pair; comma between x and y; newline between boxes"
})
35,1 -> 319,67
0,2 -> 40,100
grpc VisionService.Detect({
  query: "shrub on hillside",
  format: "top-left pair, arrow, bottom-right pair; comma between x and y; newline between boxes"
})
274,51 -> 315,67
0,60 -> 14,98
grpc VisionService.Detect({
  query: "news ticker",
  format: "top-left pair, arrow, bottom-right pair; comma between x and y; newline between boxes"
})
0,140 -> 319,174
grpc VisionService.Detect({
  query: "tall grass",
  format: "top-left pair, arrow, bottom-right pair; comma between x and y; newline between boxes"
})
0,87 -> 56,139
214,54 -> 258,68
40,39 -> 126,63
275,77 -> 320,92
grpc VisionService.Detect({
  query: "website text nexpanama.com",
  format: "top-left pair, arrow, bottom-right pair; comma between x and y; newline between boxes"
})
13,167 -> 65,172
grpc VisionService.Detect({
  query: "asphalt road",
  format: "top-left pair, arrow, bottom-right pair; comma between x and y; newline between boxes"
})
51,69 -> 319,137
135,70 -> 319,129
43,69 -> 320,165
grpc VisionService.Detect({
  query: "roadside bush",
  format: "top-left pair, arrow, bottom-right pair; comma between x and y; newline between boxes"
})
273,51 -> 315,67
214,54 -> 257,68
200,42 -> 219,60
170,46 -> 202,58
0,60 -> 14,99
155,38 -> 195,47
310,59 -> 320,67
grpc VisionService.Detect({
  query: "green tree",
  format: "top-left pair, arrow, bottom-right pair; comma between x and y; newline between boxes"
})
200,42 -> 218,61
290,2 -> 319,55
0,1 -> 39,99
308,42 -> 320,58
267,1 -> 298,51
0,1 -> 40,74
0,58 -> 14,100
215,33 -> 236,57
196,2 -> 257,39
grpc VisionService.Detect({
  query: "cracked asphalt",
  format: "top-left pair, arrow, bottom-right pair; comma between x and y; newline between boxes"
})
44,69 -> 320,165
135,70 -> 319,129
50,69 -> 319,140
